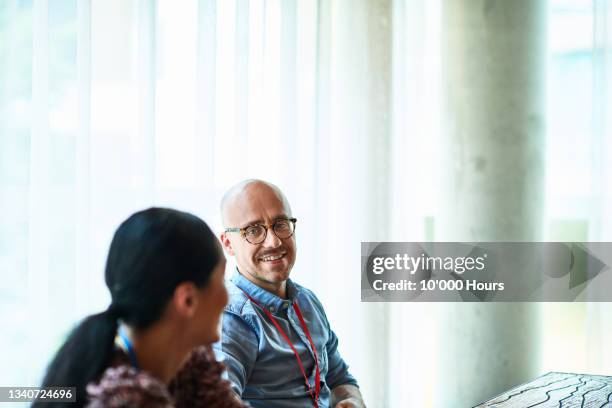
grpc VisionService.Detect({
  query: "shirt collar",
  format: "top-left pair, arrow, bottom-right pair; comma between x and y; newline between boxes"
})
231,268 -> 299,313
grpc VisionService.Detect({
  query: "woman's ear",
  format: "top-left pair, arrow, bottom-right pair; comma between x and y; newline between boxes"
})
172,282 -> 199,318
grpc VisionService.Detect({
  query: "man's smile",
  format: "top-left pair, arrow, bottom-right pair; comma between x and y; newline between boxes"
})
258,251 -> 287,263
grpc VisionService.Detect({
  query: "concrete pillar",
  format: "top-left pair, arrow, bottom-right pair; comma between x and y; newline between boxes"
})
436,0 -> 546,406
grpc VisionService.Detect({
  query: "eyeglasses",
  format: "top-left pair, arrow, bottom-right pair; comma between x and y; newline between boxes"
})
225,218 -> 297,245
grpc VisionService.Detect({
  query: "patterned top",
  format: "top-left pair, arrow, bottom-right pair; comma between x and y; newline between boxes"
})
87,345 -> 249,408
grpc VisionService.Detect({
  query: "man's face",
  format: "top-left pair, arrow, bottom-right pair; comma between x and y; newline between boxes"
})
221,184 -> 296,289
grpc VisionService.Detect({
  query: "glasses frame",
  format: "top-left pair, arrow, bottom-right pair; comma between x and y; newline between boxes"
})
225,217 -> 298,245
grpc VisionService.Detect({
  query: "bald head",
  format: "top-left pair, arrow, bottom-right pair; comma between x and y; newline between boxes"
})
221,179 -> 292,227
219,179 -> 296,296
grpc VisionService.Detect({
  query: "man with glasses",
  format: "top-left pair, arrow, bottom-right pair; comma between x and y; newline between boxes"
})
215,179 -> 365,408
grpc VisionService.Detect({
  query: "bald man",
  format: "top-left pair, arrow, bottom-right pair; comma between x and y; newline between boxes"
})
214,180 -> 365,408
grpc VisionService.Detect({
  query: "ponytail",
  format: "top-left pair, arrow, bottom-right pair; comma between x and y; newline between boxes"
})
34,309 -> 119,408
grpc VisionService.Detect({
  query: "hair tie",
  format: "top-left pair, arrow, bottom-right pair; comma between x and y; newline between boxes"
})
106,303 -> 123,318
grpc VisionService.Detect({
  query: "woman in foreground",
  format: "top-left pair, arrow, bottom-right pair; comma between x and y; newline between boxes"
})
36,208 -> 247,408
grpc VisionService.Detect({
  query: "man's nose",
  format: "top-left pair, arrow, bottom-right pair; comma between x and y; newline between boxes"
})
263,227 -> 282,248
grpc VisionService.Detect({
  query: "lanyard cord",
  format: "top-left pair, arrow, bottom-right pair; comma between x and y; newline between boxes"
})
118,326 -> 140,371
293,302 -> 321,403
240,290 -> 320,408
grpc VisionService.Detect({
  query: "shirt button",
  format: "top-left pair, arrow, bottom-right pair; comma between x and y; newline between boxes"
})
269,307 -> 275,313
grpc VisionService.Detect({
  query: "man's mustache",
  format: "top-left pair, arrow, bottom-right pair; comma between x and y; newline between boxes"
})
256,249 -> 287,257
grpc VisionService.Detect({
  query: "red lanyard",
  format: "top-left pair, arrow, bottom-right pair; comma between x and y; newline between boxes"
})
241,290 -> 320,408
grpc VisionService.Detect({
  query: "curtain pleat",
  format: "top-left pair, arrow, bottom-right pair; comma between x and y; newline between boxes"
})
29,0 -> 51,384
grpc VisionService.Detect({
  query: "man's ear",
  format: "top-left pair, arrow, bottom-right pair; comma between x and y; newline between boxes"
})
220,232 -> 235,256
172,282 -> 199,318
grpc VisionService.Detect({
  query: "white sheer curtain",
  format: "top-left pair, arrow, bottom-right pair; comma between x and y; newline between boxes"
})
541,0 -> 612,378
589,0 -> 612,373
0,0 -> 392,402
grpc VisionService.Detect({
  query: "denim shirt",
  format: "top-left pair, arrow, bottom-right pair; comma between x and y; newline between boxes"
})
213,270 -> 358,408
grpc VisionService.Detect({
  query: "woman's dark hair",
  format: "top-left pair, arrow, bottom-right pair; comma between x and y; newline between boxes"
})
35,208 -> 221,407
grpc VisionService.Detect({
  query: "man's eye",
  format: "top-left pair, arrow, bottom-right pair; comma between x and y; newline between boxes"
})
246,227 -> 262,236
275,221 -> 289,231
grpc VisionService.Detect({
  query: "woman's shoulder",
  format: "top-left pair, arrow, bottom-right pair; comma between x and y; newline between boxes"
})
86,364 -> 174,408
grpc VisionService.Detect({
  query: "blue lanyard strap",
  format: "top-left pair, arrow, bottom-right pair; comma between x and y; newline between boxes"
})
118,326 -> 140,371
